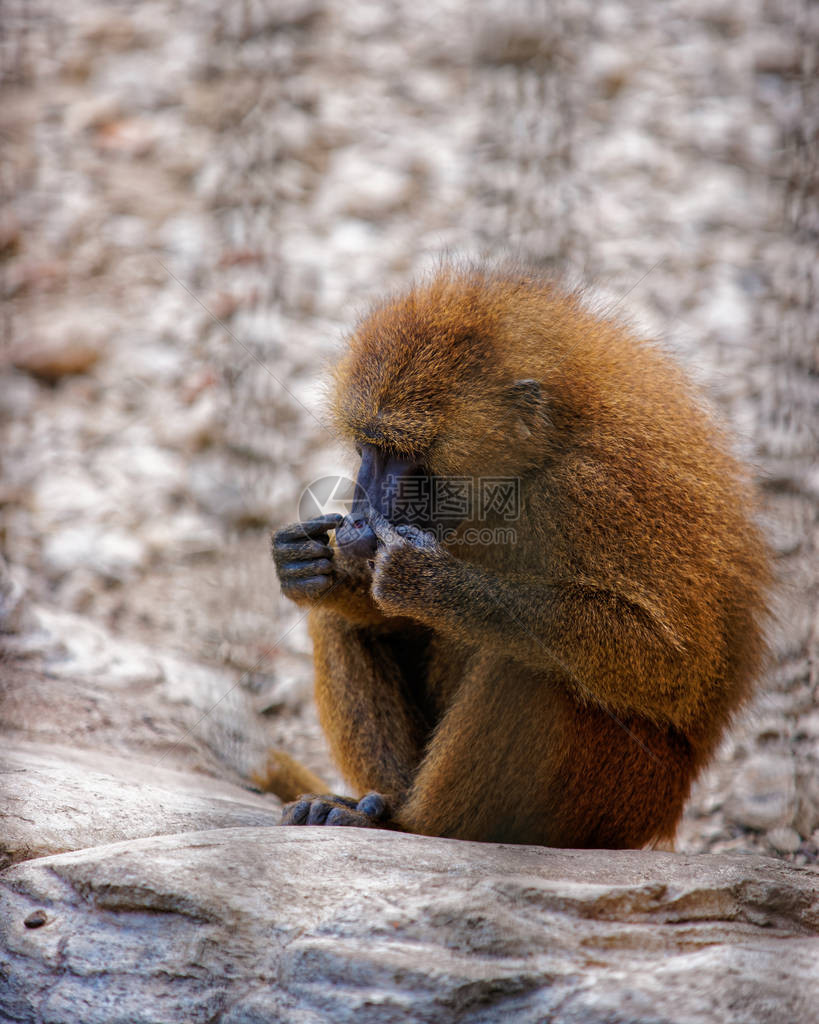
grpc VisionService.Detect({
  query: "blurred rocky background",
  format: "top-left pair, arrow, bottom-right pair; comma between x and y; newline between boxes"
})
1,0 -> 817,869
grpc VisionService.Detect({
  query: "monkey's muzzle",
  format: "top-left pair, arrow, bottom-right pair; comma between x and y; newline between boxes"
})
335,443 -> 429,559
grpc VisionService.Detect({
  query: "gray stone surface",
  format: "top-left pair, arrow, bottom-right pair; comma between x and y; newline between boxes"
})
1,830 -> 817,1024
0,741 -> 279,869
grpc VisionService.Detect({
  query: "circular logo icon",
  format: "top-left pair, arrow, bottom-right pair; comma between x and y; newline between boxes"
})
298,475 -> 362,521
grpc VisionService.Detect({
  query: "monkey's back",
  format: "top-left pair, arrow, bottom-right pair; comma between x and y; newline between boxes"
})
494,272 -> 771,755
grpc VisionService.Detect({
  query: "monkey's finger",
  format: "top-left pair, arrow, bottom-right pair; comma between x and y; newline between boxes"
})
326,806 -> 371,826
275,515 -> 343,544
279,559 -> 334,580
366,508 -> 401,546
306,800 -> 335,825
273,538 -> 333,564
394,524 -> 438,550
356,792 -> 389,820
280,575 -> 335,600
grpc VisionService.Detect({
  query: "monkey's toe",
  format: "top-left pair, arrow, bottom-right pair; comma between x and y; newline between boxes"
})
325,806 -> 372,826
356,792 -> 389,819
325,792 -> 391,827
279,798 -> 310,825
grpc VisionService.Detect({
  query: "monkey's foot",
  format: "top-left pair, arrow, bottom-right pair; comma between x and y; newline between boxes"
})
279,791 -> 392,828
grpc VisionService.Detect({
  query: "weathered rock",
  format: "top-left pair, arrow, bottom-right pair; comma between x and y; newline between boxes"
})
0,556 -> 31,634
1,830 -> 817,1024
42,524 -> 148,582
767,825 -> 803,855
10,333 -> 102,381
724,754 -> 797,832
0,740 -> 279,870
0,608 -> 299,831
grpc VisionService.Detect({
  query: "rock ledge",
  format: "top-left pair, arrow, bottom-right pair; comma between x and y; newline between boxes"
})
2,829 -> 817,1024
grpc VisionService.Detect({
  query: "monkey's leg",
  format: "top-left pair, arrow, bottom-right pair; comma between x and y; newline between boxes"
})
395,660 -> 695,849
309,609 -> 431,798
279,609 -> 431,829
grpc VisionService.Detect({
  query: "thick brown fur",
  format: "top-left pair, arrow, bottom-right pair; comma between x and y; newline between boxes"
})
270,265 -> 771,849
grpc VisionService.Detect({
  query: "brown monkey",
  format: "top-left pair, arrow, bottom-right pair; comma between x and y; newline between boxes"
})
268,265 -> 770,848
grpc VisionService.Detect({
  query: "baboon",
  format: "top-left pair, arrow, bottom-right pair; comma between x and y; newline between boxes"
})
268,265 -> 770,848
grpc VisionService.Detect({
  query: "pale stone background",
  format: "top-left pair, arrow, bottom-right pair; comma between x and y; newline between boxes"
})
1,0 -> 817,863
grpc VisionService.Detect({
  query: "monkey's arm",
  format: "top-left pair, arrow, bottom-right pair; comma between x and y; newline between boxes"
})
278,607 -> 431,828
370,516 -> 697,726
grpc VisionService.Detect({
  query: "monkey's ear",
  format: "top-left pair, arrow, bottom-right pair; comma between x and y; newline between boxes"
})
508,379 -> 547,441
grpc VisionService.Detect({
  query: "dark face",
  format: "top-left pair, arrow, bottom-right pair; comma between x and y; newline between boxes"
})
335,444 -> 431,559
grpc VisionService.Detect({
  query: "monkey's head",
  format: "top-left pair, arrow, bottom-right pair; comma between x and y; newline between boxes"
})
331,269 -> 553,557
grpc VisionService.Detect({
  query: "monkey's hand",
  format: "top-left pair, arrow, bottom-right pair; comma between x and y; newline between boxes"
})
280,791 -> 395,829
273,512 -> 374,604
368,510 -> 445,616
272,514 -> 342,604
273,514 -> 390,624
